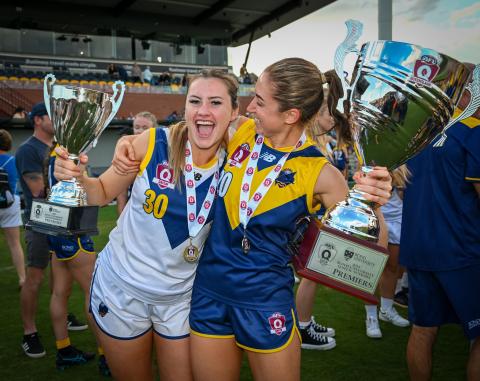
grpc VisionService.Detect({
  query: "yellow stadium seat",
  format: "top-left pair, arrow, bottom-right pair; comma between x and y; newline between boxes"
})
0,76 -> 8,81
8,76 -> 18,80
20,77 -> 29,81
89,80 -> 99,85
70,80 -> 79,84
99,81 -> 107,86
126,81 -> 134,87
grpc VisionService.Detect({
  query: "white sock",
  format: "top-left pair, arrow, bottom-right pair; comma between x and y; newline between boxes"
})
365,305 -> 378,319
299,320 -> 310,329
381,297 -> 394,311
401,272 -> 409,288
395,279 -> 403,294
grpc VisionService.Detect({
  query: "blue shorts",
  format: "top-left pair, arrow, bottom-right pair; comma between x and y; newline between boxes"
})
409,265 -> 480,340
189,288 -> 300,353
48,235 -> 95,260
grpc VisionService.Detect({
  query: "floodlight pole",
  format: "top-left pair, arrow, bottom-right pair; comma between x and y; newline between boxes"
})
378,0 -> 392,40
242,30 -> 255,74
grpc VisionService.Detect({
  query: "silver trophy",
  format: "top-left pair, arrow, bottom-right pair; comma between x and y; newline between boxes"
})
293,20 -> 474,303
27,74 -> 125,236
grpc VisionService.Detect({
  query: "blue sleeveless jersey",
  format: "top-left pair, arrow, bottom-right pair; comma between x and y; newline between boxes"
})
194,119 -> 329,309
400,115 -> 480,271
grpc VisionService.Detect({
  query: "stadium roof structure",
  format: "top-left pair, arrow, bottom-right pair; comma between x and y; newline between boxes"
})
1,0 -> 336,47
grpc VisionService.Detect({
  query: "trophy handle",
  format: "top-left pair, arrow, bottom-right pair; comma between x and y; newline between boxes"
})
91,80 -> 126,148
433,63 -> 480,147
334,19 -> 363,112
43,73 -> 56,119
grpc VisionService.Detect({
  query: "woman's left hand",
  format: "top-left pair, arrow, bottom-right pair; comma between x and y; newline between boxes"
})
353,166 -> 392,206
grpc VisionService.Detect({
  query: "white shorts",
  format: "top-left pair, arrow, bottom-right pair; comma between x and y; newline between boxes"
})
386,219 -> 401,245
0,195 -> 22,228
89,262 -> 191,340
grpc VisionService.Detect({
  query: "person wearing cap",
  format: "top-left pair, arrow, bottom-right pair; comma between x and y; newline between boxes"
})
15,103 -> 99,371
15,102 -> 54,358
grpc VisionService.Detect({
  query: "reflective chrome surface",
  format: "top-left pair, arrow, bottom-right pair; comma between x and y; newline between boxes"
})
324,21 -> 470,242
44,74 -> 125,206
350,40 -> 469,169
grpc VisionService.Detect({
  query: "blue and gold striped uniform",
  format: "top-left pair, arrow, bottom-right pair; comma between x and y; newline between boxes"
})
191,119 -> 329,351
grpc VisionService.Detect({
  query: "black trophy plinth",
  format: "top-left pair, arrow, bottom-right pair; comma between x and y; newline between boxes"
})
25,199 -> 99,237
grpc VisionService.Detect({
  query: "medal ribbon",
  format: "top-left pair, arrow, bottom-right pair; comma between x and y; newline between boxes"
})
184,140 -> 223,238
239,132 -> 306,230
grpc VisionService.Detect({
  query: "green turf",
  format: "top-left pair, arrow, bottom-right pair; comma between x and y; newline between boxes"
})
0,206 -> 469,380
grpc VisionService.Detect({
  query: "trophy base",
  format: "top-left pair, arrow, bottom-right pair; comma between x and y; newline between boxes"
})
26,199 -> 99,237
292,220 -> 389,305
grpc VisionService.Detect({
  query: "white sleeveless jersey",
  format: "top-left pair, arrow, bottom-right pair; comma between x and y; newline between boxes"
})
99,127 -> 220,304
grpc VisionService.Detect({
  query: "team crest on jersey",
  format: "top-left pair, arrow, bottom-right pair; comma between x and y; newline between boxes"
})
228,143 -> 250,167
410,55 -> 440,87
275,169 -> 296,188
153,161 -> 175,189
268,312 -> 287,335
98,302 -> 109,317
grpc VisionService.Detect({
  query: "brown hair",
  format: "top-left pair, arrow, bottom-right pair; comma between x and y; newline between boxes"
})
134,111 -> 157,127
324,70 -> 352,145
0,129 -> 12,151
168,69 -> 239,186
263,58 -> 324,125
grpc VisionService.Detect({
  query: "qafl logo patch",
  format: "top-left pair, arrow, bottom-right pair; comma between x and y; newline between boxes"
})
98,302 -> 109,317
410,55 -> 440,87
268,312 -> 287,335
275,169 -> 296,188
228,143 -> 250,168
153,161 -> 175,189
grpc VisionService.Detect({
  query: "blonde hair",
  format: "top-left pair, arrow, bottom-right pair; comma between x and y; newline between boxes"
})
168,69 -> 239,187
134,111 -> 157,127
391,164 -> 410,189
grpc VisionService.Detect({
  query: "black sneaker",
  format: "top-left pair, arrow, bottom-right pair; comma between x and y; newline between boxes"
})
67,313 -> 88,331
309,316 -> 335,337
98,355 -> 112,377
56,346 -> 95,370
22,332 -> 46,358
394,287 -> 409,309
300,324 -> 336,350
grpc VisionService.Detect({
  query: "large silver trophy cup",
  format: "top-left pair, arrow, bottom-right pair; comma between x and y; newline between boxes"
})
27,74 -> 125,236
292,20 -> 477,304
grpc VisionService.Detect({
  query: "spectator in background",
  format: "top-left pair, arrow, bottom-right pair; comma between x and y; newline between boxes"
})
15,103 -> 53,358
400,64 -> 480,381
143,66 -> 153,84
107,64 -> 119,80
117,65 -> 128,82
0,129 -> 26,288
12,107 -> 27,119
166,111 -> 179,125
182,73 -> 189,87
116,111 -> 157,215
131,63 -> 142,83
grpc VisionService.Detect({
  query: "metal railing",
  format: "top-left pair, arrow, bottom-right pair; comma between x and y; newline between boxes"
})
0,81 -> 34,117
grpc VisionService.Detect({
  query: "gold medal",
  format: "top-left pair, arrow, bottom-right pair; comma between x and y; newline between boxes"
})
183,244 -> 199,263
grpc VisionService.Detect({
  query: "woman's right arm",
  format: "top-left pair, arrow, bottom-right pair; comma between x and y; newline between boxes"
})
54,129 -> 150,205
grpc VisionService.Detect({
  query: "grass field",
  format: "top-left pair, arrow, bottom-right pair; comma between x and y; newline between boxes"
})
0,206 -> 470,380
